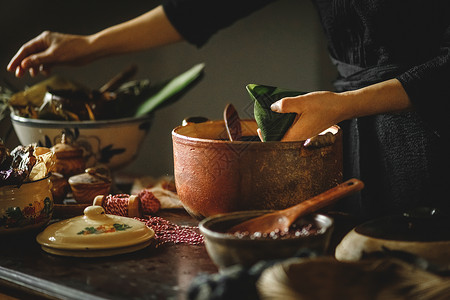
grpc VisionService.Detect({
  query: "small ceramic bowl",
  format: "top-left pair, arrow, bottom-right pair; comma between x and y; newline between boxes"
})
10,112 -> 153,171
199,210 -> 334,269
68,168 -> 112,204
0,176 -> 53,235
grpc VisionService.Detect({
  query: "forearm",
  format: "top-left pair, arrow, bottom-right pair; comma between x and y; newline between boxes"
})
87,5 -> 183,59
339,79 -> 413,120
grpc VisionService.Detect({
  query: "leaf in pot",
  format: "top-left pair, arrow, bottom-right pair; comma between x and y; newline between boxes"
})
38,89 -> 93,121
246,84 -> 306,142
9,76 -> 88,108
107,79 -> 154,119
134,63 -> 205,117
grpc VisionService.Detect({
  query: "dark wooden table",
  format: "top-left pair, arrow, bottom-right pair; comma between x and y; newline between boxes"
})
0,210 -> 218,300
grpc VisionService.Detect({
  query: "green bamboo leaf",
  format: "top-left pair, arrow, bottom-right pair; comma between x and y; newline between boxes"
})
246,84 -> 306,142
134,63 -> 205,117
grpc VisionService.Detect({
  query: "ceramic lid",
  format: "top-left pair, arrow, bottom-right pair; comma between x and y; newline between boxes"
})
36,205 -> 154,256
68,168 -> 111,186
51,137 -> 83,159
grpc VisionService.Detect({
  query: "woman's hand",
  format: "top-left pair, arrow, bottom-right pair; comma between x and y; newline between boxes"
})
270,91 -> 351,141
6,6 -> 183,78
7,31 -> 94,77
270,79 -> 412,142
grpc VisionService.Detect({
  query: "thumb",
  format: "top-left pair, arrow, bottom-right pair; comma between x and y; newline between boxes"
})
270,96 -> 305,114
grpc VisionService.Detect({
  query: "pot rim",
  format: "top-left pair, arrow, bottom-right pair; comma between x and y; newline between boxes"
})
172,121 -> 341,146
0,175 -> 51,191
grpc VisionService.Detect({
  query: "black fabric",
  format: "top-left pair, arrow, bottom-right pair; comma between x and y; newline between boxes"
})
162,0 -> 450,218
332,59 -> 449,218
162,0 -> 275,47
162,0 -> 450,135
312,0 -> 450,138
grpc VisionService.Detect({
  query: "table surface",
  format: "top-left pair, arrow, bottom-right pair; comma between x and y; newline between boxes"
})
0,210 -> 218,300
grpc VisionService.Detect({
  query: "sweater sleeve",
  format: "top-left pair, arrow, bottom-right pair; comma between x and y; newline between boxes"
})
162,0 -> 275,47
396,26 -> 450,138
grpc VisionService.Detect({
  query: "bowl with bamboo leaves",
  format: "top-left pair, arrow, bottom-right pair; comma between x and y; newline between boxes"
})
2,63 -> 205,171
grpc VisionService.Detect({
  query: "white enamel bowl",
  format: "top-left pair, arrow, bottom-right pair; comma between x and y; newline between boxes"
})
10,112 -> 153,171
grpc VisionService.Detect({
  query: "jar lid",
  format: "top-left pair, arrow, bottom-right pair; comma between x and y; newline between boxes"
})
36,206 -> 154,257
51,134 -> 83,159
68,168 -> 111,186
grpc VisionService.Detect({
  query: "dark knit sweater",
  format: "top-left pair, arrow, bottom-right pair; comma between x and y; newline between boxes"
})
163,0 -> 450,218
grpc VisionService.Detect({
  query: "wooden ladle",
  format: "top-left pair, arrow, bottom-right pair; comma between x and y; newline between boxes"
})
224,103 -> 242,141
228,178 -> 364,234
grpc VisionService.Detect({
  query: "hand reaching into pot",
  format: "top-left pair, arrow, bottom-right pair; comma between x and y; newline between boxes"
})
261,79 -> 412,142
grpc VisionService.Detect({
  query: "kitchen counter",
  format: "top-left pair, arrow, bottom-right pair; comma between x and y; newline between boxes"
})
3,206 -> 447,299
0,210 -> 218,300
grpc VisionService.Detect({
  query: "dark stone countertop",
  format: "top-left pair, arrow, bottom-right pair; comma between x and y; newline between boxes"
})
0,210 -> 218,300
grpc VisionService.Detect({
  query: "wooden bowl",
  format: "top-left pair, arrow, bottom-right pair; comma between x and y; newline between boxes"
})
68,169 -> 111,204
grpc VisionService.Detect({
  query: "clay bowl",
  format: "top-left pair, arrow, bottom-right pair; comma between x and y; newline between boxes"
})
172,119 -> 343,219
335,213 -> 450,268
0,176 -> 53,235
199,210 -> 334,269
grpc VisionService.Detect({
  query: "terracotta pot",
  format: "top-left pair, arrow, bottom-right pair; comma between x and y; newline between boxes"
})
172,119 -> 343,220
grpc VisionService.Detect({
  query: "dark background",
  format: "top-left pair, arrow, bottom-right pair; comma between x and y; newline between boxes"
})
0,0 -> 336,176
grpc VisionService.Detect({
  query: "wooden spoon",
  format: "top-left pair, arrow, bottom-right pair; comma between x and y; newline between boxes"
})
228,178 -> 364,234
224,103 -> 242,141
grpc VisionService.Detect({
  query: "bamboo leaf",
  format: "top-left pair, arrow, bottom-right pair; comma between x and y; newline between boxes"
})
134,63 -> 205,117
246,84 -> 305,142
